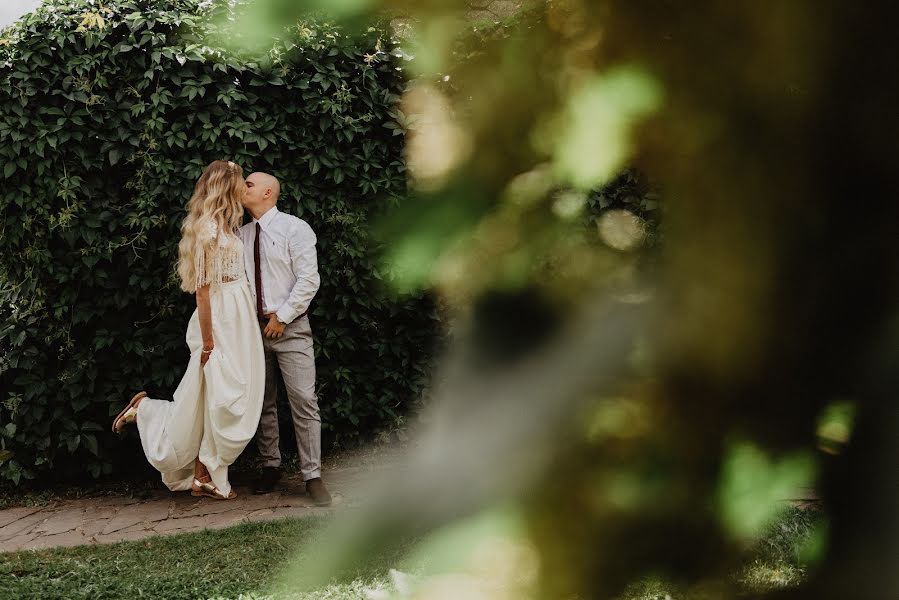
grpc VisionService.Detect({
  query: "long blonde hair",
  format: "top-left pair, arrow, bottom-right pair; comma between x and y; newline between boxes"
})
177,160 -> 245,293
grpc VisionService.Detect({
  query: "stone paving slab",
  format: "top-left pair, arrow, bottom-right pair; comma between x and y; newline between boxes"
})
0,506 -> 42,530
0,465 -> 371,553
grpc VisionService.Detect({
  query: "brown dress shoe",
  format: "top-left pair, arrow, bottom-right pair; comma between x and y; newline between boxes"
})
305,477 -> 332,506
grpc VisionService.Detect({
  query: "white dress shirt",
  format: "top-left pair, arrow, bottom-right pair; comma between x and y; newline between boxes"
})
238,206 -> 320,325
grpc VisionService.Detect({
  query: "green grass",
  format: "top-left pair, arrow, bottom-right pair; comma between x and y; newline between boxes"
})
737,505 -> 823,592
0,507 -> 822,600
0,516 -> 398,600
621,506 -> 824,599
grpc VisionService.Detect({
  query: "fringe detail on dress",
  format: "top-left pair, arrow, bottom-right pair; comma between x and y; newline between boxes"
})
195,229 -> 244,292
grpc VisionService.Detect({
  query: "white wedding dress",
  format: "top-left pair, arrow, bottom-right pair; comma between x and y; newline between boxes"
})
135,223 -> 264,497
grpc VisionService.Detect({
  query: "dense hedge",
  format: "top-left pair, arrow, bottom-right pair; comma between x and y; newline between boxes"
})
0,0 -> 440,484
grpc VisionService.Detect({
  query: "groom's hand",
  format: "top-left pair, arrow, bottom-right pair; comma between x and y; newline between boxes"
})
263,313 -> 286,339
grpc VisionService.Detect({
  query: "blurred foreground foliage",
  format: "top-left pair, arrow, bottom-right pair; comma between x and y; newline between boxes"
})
239,1 -> 898,599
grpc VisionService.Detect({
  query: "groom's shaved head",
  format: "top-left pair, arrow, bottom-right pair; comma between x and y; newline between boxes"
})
247,172 -> 280,201
243,172 -> 282,219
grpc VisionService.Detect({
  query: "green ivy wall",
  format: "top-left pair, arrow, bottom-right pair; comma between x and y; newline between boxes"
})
0,0 -> 439,484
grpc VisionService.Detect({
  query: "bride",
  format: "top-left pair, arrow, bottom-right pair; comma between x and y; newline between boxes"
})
112,160 -> 264,500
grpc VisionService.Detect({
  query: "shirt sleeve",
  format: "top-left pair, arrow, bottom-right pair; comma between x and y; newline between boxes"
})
275,220 -> 321,324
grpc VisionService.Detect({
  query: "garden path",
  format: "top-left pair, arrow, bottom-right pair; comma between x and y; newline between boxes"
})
0,451 -> 393,553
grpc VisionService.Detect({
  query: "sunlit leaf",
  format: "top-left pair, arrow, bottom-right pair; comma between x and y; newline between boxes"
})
717,441 -> 817,541
545,67 -> 662,190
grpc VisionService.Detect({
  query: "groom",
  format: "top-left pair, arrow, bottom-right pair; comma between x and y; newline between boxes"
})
238,172 -> 331,506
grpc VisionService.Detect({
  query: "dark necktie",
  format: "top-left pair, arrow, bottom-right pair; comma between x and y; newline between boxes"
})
254,222 -> 265,320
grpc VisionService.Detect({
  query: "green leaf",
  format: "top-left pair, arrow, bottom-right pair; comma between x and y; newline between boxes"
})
82,434 -> 99,456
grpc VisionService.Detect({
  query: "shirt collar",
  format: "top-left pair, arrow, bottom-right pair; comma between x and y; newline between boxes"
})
253,206 -> 279,230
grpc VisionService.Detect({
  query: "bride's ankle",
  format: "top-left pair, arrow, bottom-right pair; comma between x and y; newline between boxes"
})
193,464 -> 211,481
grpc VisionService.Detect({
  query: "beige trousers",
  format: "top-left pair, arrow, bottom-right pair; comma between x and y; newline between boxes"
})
254,315 -> 321,480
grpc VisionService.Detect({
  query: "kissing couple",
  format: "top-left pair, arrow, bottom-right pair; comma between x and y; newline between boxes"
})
112,160 -> 331,506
